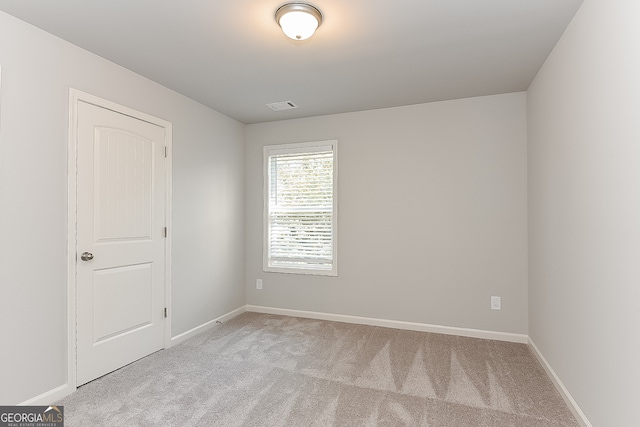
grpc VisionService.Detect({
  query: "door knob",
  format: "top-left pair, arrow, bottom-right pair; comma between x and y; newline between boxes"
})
80,252 -> 94,261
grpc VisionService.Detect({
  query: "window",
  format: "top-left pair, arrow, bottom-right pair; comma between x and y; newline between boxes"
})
264,140 -> 338,276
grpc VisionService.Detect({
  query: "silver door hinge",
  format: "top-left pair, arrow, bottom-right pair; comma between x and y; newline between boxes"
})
163,227 -> 168,238
164,146 -> 168,158
164,307 -> 168,318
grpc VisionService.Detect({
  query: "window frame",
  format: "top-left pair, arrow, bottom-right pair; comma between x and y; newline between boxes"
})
263,139 -> 338,276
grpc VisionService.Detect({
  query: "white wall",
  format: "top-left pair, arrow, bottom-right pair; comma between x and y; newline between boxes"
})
0,11 -> 245,405
246,93 -> 528,335
527,0 -> 640,425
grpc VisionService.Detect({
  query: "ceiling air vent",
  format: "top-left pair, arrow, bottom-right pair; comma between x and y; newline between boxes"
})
267,101 -> 298,111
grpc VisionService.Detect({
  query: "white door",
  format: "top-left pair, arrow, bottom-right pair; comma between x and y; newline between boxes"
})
76,100 -> 167,386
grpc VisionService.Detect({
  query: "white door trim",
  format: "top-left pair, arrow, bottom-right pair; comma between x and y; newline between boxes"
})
67,88 -> 172,391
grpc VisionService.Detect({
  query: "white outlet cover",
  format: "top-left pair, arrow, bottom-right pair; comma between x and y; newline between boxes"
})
491,296 -> 501,310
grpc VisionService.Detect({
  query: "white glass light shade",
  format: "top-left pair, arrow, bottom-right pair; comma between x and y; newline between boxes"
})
279,11 -> 318,40
275,3 -> 322,41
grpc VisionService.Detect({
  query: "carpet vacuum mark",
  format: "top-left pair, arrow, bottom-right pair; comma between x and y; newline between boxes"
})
59,312 -> 579,426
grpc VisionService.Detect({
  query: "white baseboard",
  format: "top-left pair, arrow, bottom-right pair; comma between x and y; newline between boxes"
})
19,383 -> 74,406
170,305 -> 246,346
245,305 -> 528,344
528,338 -> 592,427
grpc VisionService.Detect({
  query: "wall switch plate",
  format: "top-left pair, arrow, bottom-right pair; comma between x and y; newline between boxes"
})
491,296 -> 501,310
256,279 -> 263,290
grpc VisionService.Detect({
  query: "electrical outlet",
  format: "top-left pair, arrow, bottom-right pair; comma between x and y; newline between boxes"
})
491,296 -> 501,310
256,279 -> 263,290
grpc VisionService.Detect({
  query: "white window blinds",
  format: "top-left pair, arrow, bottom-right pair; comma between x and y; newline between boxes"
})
264,140 -> 337,276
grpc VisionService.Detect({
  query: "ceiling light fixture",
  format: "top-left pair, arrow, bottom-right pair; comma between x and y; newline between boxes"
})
275,3 -> 323,41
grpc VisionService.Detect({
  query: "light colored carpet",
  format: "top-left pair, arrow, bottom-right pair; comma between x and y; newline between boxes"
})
59,312 -> 579,426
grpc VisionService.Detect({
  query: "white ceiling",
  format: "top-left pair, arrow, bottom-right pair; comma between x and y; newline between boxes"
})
0,0 -> 583,124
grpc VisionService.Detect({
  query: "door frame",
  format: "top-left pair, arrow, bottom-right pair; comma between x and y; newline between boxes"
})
67,88 -> 173,391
